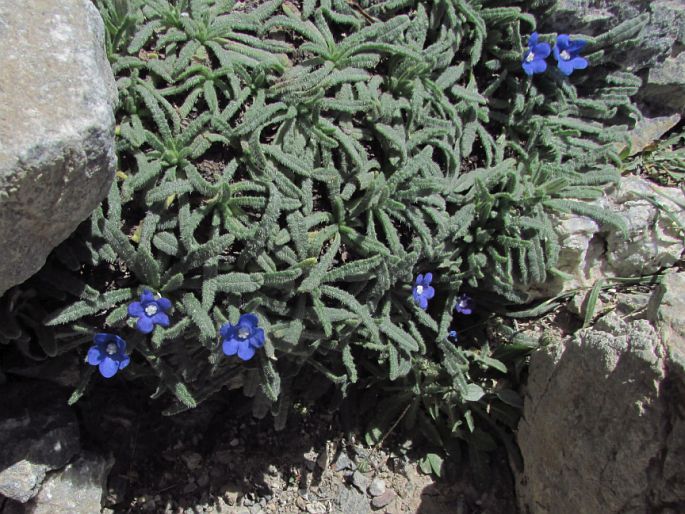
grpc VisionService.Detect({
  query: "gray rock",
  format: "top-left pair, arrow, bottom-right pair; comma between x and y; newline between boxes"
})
337,487 -> 371,514
545,0 -> 684,70
305,501 -> 326,514
25,452 -> 113,514
370,489 -> 395,509
543,0 -> 685,113
368,478 -> 386,497
644,51 -> 685,112
0,0 -> 116,295
351,471 -> 370,494
334,452 -> 354,472
646,272 -> 685,504
614,114 -> 681,157
517,176 -> 685,301
516,308 -> 685,513
0,383 -> 80,503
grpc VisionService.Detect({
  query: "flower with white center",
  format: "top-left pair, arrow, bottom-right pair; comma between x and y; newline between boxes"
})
412,273 -> 435,310
128,289 -> 172,334
553,34 -> 588,76
521,32 -> 551,76
220,313 -> 265,361
87,333 -> 130,378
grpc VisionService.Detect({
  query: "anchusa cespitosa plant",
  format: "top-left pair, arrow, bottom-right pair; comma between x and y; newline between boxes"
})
0,0 -> 648,455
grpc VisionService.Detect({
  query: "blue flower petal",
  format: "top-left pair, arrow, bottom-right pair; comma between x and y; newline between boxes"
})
557,58 -> 575,76
128,301 -> 144,317
156,297 -> 172,311
113,335 -> 126,352
141,290 -> 155,302
251,328 -> 265,348
425,286 -> 435,299
99,357 -> 119,378
93,333 -> 111,345
237,340 -> 256,361
533,42 -> 551,58
87,346 -> 103,365
219,322 -> 233,339
222,338 -> 239,356
412,289 -> 421,303
568,39 -> 587,53
419,296 -> 428,310
119,355 -> 130,369
531,58 -> 547,74
570,56 -> 588,70
556,34 -> 570,50
239,313 -> 259,329
522,61 -> 535,76
151,312 -> 170,327
136,316 -> 154,334
424,272 -> 433,285
529,32 -> 539,46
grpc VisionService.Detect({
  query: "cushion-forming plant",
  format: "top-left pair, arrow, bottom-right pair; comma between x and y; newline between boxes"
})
0,0 -> 648,450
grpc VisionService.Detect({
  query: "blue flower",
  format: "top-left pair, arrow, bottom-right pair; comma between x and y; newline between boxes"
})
87,333 -> 130,378
412,273 -> 435,310
554,34 -> 588,76
448,330 -> 458,340
522,32 -> 551,76
220,313 -> 265,361
128,289 -> 172,334
455,294 -> 474,315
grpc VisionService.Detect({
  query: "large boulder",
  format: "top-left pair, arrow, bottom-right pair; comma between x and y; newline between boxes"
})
542,0 -> 685,113
0,0 -> 116,295
515,275 -> 685,513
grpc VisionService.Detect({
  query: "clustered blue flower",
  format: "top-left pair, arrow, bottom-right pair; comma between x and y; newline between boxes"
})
128,289 -> 172,334
412,273 -> 435,310
522,32 -> 587,77
86,288 -> 268,377
87,333 -> 130,378
220,313 -> 266,361
411,272 -> 474,315
89,268 -> 478,379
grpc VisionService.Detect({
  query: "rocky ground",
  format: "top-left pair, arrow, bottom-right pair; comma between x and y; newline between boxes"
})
0,374 -> 517,514
90,386 -> 516,514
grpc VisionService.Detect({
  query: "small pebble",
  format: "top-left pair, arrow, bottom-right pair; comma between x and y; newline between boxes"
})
334,452 -> 354,471
369,478 -> 386,497
351,471 -> 370,493
230,437 -> 240,447
371,490 -> 395,509
295,496 -> 308,511
306,501 -> 327,514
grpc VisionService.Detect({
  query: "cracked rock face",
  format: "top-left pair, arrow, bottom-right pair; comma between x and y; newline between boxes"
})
516,280 -> 685,514
0,0 -> 116,295
520,175 -> 685,301
0,383 -> 80,503
542,0 -> 685,113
